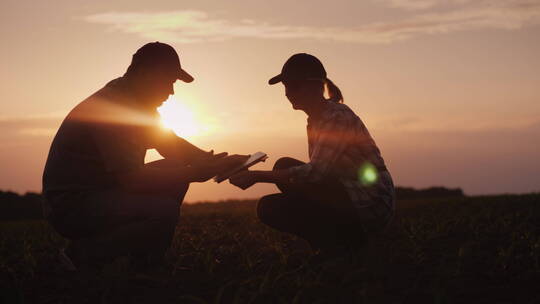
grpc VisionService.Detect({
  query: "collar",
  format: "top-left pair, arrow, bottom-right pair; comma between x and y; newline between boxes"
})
307,101 -> 331,125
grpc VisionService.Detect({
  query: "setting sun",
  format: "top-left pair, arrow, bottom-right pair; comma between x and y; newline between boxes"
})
157,95 -> 201,138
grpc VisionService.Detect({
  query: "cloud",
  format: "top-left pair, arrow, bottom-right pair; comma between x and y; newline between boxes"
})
84,1 -> 540,44
0,111 -> 66,122
376,0 -> 441,10
374,0 -> 472,11
18,128 -> 57,137
0,113 -> 64,140
369,113 -> 540,133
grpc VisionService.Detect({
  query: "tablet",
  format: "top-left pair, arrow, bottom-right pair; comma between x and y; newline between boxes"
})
213,152 -> 268,183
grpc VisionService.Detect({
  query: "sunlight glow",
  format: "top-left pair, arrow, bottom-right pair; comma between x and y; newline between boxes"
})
157,95 -> 201,138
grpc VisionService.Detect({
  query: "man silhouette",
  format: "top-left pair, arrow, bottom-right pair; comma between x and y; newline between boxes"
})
42,42 -> 244,270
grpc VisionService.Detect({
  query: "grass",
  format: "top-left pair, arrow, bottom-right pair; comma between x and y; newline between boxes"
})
1,194 -> 540,303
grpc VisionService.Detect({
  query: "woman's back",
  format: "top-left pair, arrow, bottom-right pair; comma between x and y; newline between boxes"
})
307,102 -> 387,179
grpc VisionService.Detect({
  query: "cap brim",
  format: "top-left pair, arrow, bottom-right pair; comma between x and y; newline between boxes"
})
268,74 -> 282,85
178,68 -> 194,83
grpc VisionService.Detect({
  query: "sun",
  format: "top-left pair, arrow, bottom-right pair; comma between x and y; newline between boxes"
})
157,95 -> 200,138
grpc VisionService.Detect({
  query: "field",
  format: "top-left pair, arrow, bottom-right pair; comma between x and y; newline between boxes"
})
1,194 -> 539,303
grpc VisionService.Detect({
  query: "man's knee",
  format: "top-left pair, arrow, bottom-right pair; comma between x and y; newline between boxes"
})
273,157 -> 305,170
173,182 -> 189,202
147,196 -> 180,223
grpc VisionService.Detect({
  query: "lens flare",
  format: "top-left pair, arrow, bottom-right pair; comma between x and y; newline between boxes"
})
358,162 -> 378,186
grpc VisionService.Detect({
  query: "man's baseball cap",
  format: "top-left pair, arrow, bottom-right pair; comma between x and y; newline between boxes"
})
268,53 -> 326,85
131,42 -> 194,83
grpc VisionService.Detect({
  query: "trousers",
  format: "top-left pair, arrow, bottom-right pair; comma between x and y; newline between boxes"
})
46,159 -> 188,261
257,157 -> 366,251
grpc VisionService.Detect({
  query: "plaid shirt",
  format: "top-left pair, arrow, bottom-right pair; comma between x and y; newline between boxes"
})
289,102 -> 395,221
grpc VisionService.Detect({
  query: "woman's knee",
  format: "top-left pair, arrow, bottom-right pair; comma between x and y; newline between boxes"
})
257,195 -> 281,224
273,157 -> 305,170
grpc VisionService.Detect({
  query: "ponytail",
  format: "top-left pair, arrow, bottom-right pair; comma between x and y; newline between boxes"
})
325,78 -> 344,103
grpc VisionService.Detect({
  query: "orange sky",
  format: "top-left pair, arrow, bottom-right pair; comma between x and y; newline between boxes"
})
1,0 -> 539,201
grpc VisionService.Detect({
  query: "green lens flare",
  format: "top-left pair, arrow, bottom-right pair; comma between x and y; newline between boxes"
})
358,162 -> 378,186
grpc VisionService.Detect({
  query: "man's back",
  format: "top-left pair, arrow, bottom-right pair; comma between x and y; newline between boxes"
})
42,78 -> 151,196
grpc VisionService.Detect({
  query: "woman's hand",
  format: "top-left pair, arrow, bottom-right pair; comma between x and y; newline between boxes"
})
229,170 -> 259,190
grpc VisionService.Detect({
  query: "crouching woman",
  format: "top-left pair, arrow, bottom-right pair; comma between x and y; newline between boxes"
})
230,53 -> 395,253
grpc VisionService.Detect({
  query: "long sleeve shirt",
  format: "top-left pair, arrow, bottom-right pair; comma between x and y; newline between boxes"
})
288,101 -> 395,212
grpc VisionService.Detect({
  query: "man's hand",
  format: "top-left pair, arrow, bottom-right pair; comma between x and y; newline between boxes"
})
219,154 -> 250,172
212,152 -> 228,159
229,170 -> 259,190
206,150 -> 228,160
190,154 -> 249,182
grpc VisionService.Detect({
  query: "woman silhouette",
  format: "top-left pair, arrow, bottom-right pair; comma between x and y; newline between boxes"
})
230,53 -> 395,254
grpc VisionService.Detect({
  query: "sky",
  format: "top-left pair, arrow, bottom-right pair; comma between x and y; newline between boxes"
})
1,0 -> 539,202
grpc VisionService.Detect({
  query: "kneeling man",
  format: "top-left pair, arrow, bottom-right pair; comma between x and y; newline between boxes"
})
42,42 -> 244,270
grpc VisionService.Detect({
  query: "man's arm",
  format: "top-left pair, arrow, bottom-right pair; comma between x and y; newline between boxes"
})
156,133 -> 211,162
117,166 -> 207,193
117,155 -> 247,193
147,128 -> 214,163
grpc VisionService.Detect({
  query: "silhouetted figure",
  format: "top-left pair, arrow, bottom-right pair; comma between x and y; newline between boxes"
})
42,42 -> 245,270
230,54 -> 395,254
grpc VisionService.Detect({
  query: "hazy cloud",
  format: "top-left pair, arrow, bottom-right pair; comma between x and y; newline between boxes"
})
374,0 -> 472,11
18,128 -> 57,137
369,114 -> 540,132
85,1 -> 540,44
376,0 -> 440,10
0,113 -> 64,140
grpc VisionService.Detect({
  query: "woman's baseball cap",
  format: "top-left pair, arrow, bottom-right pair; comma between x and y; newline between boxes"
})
131,42 -> 194,83
268,53 -> 326,85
